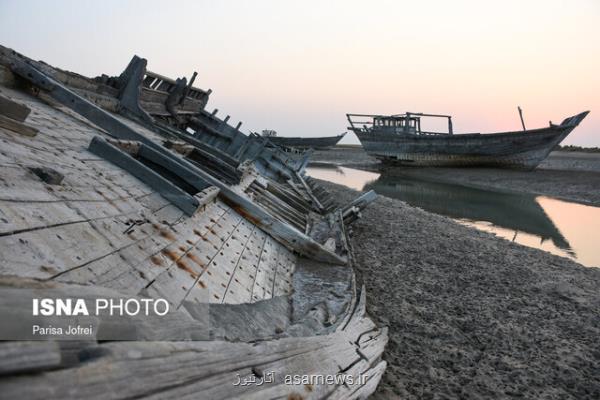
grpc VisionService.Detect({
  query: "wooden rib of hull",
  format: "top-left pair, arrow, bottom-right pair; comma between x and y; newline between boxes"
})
0,46 -> 386,399
354,112 -> 588,170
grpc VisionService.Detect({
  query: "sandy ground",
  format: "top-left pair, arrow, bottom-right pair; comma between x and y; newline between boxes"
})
312,149 -> 600,206
317,179 -> 600,399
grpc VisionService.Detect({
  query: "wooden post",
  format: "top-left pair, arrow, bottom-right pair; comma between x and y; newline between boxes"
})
115,56 -> 154,124
187,71 -> 198,89
518,106 -> 526,131
179,71 -> 198,104
448,116 -> 453,134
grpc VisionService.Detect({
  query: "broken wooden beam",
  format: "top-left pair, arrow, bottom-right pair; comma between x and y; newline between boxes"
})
164,140 -> 240,180
295,171 -> 324,213
297,150 -> 312,174
0,94 -> 31,121
341,190 -> 377,214
116,55 -> 154,124
340,190 -> 377,224
88,136 -> 200,216
10,61 -> 345,264
142,146 -> 347,264
0,114 -> 38,137
181,71 -> 198,103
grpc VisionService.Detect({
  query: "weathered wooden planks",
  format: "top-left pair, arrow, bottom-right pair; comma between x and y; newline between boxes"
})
0,46 -> 386,399
9,62 -> 346,264
0,86 -> 299,304
0,341 -> 62,375
88,136 -> 200,216
0,114 -> 38,137
0,93 -> 31,121
0,278 -> 387,400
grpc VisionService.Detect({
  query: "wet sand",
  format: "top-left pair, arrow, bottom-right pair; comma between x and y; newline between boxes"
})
317,179 -> 600,399
312,148 -> 600,206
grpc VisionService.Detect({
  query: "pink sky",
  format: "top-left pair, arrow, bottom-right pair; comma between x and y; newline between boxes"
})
1,0 -> 598,145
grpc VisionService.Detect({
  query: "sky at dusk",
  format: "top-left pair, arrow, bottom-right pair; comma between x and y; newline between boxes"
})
1,0 -> 598,146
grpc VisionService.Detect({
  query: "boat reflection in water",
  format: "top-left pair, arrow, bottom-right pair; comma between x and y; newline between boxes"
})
307,165 -> 600,267
364,173 -> 572,252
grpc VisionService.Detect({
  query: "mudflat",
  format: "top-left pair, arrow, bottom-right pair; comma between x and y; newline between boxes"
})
316,179 -> 600,399
312,148 -> 600,206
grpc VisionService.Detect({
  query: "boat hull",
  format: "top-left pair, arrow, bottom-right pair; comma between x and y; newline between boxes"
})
353,112 -> 588,170
268,133 -> 345,149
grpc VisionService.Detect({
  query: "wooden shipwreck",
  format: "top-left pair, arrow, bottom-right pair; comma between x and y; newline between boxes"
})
0,46 -> 386,399
347,111 -> 589,169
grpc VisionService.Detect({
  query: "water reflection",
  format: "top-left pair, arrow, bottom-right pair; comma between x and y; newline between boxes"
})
305,166 -> 380,191
365,174 -> 572,251
307,165 -> 600,267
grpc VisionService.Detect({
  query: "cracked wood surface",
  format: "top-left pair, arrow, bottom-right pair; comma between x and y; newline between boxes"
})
0,45 -> 386,399
0,276 -> 387,400
0,85 -> 296,305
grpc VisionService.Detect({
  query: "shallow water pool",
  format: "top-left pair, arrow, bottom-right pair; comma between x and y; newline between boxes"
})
307,165 -> 600,267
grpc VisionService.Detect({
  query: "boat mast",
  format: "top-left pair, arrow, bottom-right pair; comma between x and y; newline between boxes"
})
518,106 -> 526,130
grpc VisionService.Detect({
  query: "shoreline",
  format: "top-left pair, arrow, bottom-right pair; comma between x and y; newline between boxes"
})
315,179 -> 600,399
311,149 -> 600,207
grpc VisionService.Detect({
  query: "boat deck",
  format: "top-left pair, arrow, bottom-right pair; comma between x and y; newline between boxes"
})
0,46 -> 387,399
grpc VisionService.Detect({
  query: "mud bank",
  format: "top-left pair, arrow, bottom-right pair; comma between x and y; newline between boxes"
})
312,148 -> 600,206
315,179 -> 600,399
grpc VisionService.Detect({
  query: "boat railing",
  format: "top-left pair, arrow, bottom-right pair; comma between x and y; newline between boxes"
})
418,131 -> 454,135
143,70 -> 209,100
347,112 -> 454,135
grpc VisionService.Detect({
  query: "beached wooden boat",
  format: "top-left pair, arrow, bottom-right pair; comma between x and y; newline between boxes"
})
347,111 -> 589,169
0,45 -> 386,399
262,131 -> 346,150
